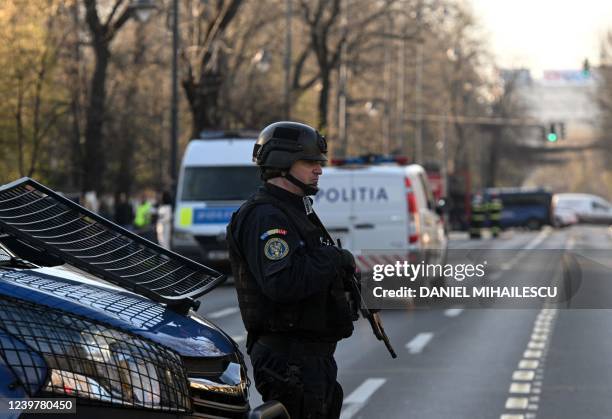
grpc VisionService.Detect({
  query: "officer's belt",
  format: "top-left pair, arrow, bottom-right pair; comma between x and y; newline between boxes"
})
257,334 -> 336,357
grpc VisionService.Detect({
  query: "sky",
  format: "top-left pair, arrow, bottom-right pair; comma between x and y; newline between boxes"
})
469,0 -> 612,77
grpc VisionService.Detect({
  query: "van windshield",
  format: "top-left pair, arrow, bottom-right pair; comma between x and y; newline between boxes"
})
181,166 -> 261,201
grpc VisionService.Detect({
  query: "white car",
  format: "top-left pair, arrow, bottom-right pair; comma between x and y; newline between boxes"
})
553,206 -> 578,227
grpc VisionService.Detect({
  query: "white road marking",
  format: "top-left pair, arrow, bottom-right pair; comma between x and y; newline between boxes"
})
340,378 -> 386,419
525,228 -> 551,250
513,371 -> 535,381
528,342 -> 546,350
502,307 -> 556,417
501,229 -> 552,270
206,306 -> 240,319
510,383 -> 532,394
506,397 -> 529,409
531,333 -> 548,342
523,350 -> 543,359
444,307 -> 464,317
405,332 -> 434,354
519,360 -> 539,369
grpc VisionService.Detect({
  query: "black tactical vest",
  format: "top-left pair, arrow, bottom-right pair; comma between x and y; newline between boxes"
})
226,189 -> 353,344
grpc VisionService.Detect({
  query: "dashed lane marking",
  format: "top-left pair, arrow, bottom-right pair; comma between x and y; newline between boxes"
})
523,350 -> 543,359
502,307 -> 558,418
444,307 -> 464,317
340,378 -> 386,419
513,371 -> 535,381
405,332 -> 434,354
518,360 -> 539,369
206,306 -> 240,319
509,383 -> 532,394
505,397 -> 529,409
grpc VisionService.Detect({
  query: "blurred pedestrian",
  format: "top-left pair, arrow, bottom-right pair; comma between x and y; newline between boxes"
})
470,194 -> 485,239
114,193 -> 134,229
156,191 -> 173,249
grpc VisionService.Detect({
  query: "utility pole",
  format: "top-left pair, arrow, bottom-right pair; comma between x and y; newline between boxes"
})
414,0 -> 424,164
382,15 -> 393,154
284,0 -> 292,119
395,4 -> 406,153
337,0 -> 349,155
170,0 -> 179,196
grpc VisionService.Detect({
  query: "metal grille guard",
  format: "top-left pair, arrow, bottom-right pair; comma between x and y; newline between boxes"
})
0,178 -> 226,312
0,295 -> 191,411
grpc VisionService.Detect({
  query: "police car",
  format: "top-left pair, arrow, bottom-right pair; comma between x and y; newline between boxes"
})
172,131 -> 260,269
314,156 -> 448,274
0,178 -> 287,418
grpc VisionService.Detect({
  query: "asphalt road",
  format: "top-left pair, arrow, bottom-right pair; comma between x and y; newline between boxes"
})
196,224 -> 612,419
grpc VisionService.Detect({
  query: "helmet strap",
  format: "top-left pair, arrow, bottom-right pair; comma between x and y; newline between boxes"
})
285,173 -> 319,196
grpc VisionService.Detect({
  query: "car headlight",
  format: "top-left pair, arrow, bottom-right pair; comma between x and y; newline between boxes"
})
188,361 -> 247,397
0,296 -> 191,412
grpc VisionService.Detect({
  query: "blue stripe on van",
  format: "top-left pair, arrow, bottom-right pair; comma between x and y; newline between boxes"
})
193,207 -> 238,224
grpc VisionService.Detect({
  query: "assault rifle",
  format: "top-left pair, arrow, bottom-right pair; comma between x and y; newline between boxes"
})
312,214 -> 397,359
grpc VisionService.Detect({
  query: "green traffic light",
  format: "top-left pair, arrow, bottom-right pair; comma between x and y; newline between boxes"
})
547,133 -> 558,142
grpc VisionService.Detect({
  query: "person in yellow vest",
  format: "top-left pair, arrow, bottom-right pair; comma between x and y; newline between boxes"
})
134,192 -> 154,233
469,194 -> 485,239
487,196 -> 503,238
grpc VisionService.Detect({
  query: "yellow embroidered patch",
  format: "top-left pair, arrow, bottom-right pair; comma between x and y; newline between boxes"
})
264,238 -> 289,260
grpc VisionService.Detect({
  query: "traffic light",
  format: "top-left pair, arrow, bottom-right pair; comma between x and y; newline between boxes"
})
559,122 -> 566,139
547,123 -> 558,142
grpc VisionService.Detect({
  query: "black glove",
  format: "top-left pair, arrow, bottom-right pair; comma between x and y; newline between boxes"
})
338,248 -> 356,277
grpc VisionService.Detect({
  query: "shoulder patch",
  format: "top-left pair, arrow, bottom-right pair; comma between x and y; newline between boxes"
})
260,228 -> 288,240
264,237 -> 290,260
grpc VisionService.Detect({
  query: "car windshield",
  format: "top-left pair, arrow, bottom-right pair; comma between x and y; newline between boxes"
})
181,166 -> 261,201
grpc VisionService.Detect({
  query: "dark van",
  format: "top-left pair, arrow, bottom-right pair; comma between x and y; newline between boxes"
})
484,188 -> 553,230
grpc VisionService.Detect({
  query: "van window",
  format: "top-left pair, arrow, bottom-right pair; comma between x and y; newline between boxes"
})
181,166 -> 261,201
592,200 -> 610,211
500,193 -> 549,207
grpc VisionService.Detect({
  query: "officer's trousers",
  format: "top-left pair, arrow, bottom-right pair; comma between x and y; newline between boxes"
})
250,341 -> 343,419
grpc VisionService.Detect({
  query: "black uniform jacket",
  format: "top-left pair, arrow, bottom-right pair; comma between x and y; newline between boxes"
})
235,183 -> 342,304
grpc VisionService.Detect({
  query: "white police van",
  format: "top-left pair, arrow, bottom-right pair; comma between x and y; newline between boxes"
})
172,132 -> 260,268
314,157 -> 447,273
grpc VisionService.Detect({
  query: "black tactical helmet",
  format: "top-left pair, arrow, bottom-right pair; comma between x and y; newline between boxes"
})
253,121 -> 327,170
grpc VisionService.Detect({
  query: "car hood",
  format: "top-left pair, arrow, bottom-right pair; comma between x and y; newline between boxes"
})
0,266 -> 236,358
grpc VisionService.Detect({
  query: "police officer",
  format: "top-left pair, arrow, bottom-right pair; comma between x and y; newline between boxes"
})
470,194 -> 485,239
227,121 -> 356,418
487,196 -> 503,238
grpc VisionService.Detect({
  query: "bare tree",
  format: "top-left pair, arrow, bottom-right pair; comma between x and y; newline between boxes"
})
181,0 -> 244,138
82,0 -> 138,192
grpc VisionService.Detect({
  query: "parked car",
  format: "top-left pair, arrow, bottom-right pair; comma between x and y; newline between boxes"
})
314,157 -> 448,274
0,178 -> 287,419
553,205 -> 578,227
553,193 -> 612,224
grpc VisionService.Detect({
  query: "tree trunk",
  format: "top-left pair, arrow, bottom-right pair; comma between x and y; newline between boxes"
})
83,43 -> 109,192
186,66 -> 224,139
317,71 -> 331,134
